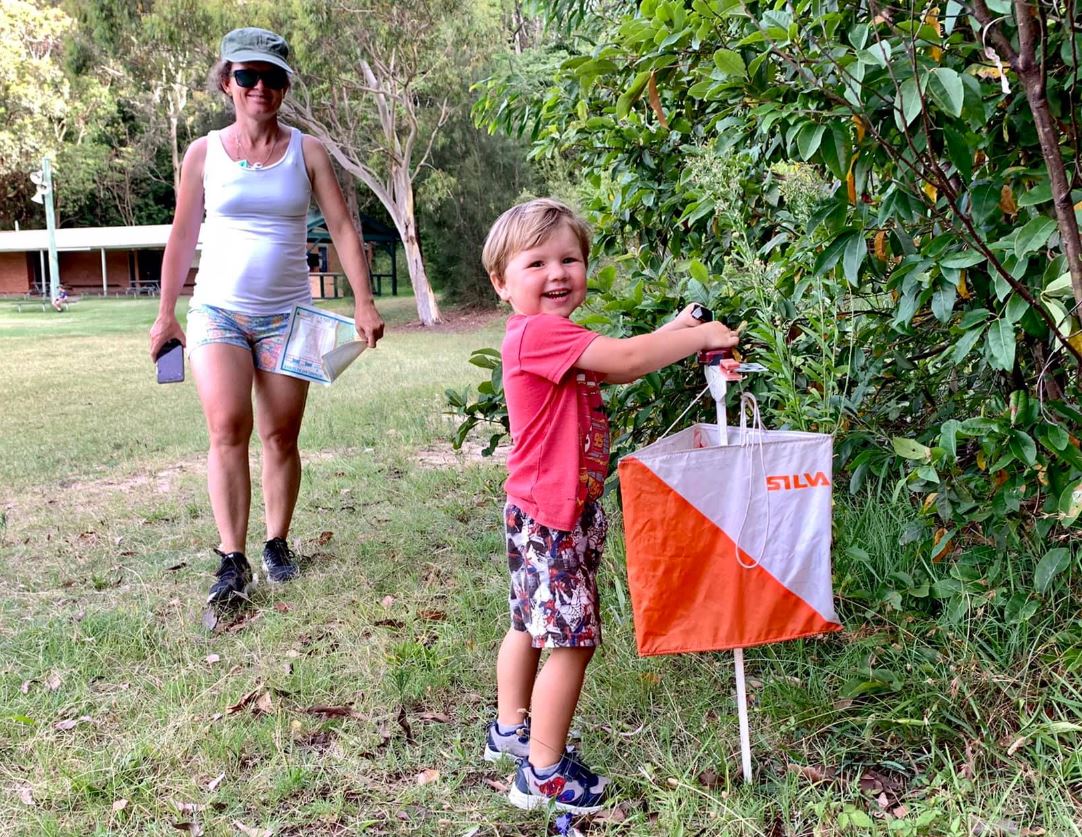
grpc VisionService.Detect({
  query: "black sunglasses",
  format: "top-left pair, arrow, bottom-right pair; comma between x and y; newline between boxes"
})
231,68 -> 288,90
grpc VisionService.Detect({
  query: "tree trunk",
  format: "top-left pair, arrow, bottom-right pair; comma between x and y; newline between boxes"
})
170,112 -> 180,197
1011,0 -> 1082,311
393,166 -> 442,325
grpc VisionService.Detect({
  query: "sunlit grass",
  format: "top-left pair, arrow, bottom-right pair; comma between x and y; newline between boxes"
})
1,298 -> 1080,835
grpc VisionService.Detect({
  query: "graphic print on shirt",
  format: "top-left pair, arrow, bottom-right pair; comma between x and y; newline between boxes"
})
577,372 -> 609,507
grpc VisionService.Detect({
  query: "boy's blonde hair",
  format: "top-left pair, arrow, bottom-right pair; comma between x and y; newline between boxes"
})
482,198 -> 591,282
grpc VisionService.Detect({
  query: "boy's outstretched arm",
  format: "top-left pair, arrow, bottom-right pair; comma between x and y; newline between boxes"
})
577,318 -> 739,384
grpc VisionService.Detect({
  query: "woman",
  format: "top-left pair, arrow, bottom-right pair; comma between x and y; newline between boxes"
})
149,27 -> 384,607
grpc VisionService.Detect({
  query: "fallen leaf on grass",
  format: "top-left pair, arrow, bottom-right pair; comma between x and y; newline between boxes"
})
482,778 -> 507,793
373,618 -> 404,629
227,689 -> 262,714
255,691 -> 274,715
418,609 -> 446,621
858,768 -> 905,808
1006,736 -> 1027,755
205,654 -> 221,665
593,803 -> 630,823
201,610 -> 219,632
417,711 -> 450,723
381,595 -> 396,608
273,602 -> 291,614
165,562 -> 188,572
303,705 -> 361,719
172,823 -> 203,836
55,715 -> 92,731
225,610 -> 263,634
227,687 -> 275,716
173,802 -> 205,815
207,772 -> 225,792
397,706 -> 415,743
415,768 -> 440,786
233,822 -> 271,837
697,769 -> 724,789
112,799 -> 129,813
460,828 -> 481,837
45,671 -> 62,691
318,531 -> 334,545
787,762 -> 838,784
892,805 -> 909,819
16,785 -> 34,806
20,680 -> 31,694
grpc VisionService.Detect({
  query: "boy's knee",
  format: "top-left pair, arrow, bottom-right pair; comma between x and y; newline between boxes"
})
550,645 -> 596,667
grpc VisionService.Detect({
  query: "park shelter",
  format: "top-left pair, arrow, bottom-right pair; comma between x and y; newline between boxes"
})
305,210 -> 402,298
0,225 -> 189,297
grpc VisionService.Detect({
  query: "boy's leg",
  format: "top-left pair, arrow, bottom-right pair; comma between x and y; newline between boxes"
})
528,646 -> 594,767
496,627 -> 542,727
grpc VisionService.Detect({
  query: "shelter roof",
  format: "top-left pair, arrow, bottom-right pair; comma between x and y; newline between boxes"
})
0,225 -> 203,254
306,210 -> 400,244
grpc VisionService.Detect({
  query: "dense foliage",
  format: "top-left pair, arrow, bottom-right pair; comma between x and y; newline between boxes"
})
456,0 -> 1081,608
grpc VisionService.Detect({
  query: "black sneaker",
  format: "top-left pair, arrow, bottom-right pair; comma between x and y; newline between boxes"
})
262,537 -> 299,584
207,550 -> 254,607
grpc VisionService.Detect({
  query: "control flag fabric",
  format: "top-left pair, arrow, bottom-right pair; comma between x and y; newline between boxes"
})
618,423 -> 841,656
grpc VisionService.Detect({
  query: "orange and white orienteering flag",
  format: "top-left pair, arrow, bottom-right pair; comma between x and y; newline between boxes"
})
618,417 -> 841,656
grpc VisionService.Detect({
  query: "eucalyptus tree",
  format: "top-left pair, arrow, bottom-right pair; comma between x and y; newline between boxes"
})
280,0 -> 494,325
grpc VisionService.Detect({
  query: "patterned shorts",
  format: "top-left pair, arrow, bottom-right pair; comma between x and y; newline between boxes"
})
186,303 -> 292,373
505,502 -> 607,649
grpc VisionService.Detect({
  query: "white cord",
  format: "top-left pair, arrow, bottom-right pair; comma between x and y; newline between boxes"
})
732,393 -> 770,571
662,384 -> 711,437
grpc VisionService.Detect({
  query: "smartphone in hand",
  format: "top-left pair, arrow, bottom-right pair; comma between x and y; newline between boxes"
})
156,338 -> 184,384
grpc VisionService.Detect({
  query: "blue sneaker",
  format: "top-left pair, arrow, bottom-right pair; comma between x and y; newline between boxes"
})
484,720 -> 531,762
508,752 -> 610,814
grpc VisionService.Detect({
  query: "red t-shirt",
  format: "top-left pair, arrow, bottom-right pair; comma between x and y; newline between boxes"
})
501,314 -> 610,531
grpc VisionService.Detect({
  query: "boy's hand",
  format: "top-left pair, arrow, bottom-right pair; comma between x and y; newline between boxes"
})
659,304 -> 711,333
699,321 -> 740,350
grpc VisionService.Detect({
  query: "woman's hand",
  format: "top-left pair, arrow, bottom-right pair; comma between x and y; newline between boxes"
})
150,314 -> 186,359
354,298 -> 385,349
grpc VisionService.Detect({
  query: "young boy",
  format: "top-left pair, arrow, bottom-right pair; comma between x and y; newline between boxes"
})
481,198 -> 739,813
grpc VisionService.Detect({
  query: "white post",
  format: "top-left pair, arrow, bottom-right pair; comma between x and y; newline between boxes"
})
101,248 -> 108,296
705,364 -> 752,783
41,158 -> 60,303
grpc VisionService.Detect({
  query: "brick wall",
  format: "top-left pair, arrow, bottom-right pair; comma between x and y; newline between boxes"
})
0,253 -> 30,294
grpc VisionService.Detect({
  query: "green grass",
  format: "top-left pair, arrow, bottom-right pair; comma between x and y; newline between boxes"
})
2,299 -> 1081,835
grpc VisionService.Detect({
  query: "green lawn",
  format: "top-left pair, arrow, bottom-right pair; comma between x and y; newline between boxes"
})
1,299 -> 1078,836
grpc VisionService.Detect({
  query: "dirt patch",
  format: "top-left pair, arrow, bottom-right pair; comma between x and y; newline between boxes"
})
414,441 -> 508,468
396,306 -> 504,333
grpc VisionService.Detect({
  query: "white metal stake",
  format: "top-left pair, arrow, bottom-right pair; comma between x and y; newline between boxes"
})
704,363 -> 752,784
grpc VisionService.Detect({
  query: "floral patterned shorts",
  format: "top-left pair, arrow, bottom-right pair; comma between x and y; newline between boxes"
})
504,502 -> 607,649
186,303 -> 292,373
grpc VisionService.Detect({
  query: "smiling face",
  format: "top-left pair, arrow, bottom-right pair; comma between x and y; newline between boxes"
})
224,61 -> 288,117
490,222 -> 589,317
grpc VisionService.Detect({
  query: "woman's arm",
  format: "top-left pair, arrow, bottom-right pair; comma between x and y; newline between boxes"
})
304,135 -> 385,348
150,138 -> 207,358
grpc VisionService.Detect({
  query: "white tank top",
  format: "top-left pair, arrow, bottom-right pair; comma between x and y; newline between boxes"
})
192,126 -> 313,315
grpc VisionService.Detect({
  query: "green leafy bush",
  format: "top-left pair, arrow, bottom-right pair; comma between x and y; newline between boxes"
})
455,0 -> 1081,589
